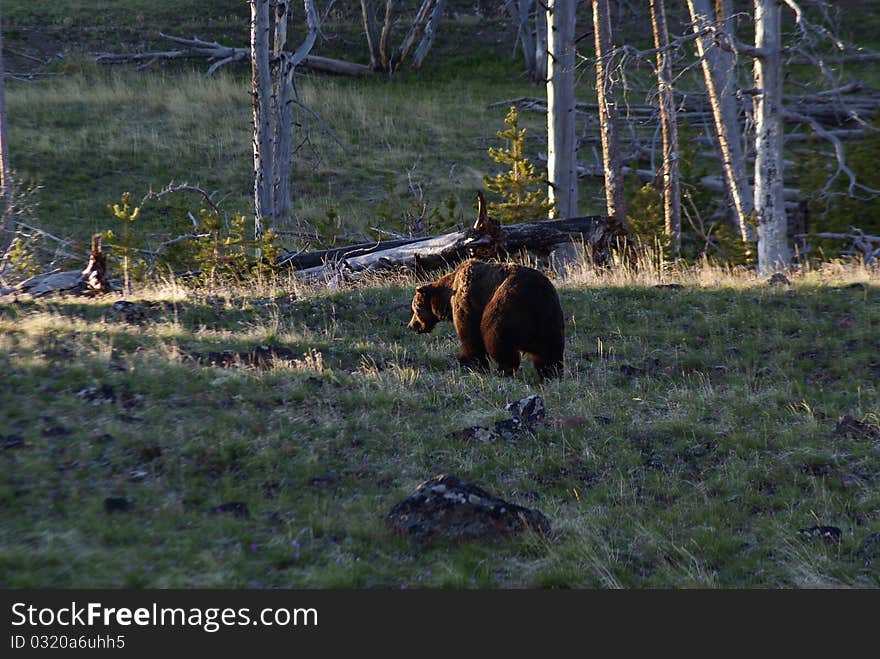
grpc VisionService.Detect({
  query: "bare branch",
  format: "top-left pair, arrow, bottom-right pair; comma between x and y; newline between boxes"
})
711,29 -> 768,59
412,0 -> 444,69
205,54 -> 245,76
797,227 -> 880,264
783,108 -> 880,198
291,92 -> 345,151
96,49 -> 188,64
613,25 -> 713,62
141,182 -> 224,217
781,0 -> 846,51
394,0 -> 434,69
290,0 -> 321,68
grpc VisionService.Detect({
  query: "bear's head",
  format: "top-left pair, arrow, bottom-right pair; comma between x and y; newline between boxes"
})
407,284 -> 450,334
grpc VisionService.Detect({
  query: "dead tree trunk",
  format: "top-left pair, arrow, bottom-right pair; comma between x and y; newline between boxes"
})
412,0 -> 444,69
360,0 -> 443,72
534,6 -> 548,84
272,0 -> 293,229
753,0 -> 790,273
592,0 -> 627,226
0,10 -> 12,249
649,0 -> 680,255
395,0 -> 434,69
379,0 -> 395,72
687,0 -> 752,243
546,0 -> 578,219
82,234 -> 113,294
510,0 -> 537,81
251,0 -> 274,240
360,0 -> 383,71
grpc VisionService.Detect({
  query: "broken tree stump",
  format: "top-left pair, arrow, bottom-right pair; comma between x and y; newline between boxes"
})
82,234 -> 114,294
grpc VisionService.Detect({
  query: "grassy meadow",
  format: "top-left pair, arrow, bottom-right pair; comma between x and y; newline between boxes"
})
6,62 -> 549,248
1,260 -> 879,588
2,2 -> 880,589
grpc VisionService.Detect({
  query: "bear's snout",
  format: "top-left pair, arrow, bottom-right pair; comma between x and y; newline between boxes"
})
407,318 -> 426,333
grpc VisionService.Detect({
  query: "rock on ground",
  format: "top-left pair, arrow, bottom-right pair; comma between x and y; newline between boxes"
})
387,474 -> 550,544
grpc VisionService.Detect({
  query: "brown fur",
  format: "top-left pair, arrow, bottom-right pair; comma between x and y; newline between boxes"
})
407,259 -> 565,378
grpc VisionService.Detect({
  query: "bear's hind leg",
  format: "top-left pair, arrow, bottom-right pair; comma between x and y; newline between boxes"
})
452,299 -> 489,369
530,353 -> 563,379
488,345 -> 521,376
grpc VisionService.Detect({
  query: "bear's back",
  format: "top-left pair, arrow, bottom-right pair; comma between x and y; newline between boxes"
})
451,259 -> 511,307
452,259 -> 559,314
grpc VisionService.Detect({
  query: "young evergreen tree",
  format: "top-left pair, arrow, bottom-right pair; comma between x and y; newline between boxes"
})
483,106 -> 555,224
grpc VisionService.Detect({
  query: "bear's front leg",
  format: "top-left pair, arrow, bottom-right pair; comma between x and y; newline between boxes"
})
452,297 -> 489,370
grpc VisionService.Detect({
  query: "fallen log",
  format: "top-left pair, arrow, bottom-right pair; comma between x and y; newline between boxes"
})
6,235 -> 117,298
96,33 -> 372,77
13,270 -> 85,297
277,235 -> 432,270
291,214 -> 622,284
301,55 -> 372,77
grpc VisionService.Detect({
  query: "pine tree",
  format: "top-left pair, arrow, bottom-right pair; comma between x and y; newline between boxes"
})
104,192 -> 142,294
483,106 -> 555,224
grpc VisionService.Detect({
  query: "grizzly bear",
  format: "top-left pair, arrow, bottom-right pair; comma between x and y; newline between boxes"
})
407,259 -> 564,378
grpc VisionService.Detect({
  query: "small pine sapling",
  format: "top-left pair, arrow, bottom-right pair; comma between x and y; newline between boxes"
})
104,192 -> 143,294
483,106 -> 555,224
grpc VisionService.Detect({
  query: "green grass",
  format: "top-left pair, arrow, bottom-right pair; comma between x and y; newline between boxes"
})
5,61 -> 575,251
1,264 -> 878,588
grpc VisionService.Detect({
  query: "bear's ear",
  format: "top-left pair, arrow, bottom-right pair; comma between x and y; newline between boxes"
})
416,284 -> 433,295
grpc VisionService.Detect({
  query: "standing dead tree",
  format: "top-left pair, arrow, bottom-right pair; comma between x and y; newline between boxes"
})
686,0 -> 753,243
649,0 -> 680,255
546,0 -> 578,220
269,0 -> 325,232
0,9 -> 12,250
506,0 -> 549,84
272,0 -> 295,231
251,0 -> 275,240
534,1 -> 548,84
499,0 -> 879,270
255,0 -> 321,240
752,0 -> 789,274
592,0 -> 627,227
507,0 -> 535,81
359,0 -> 445,73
